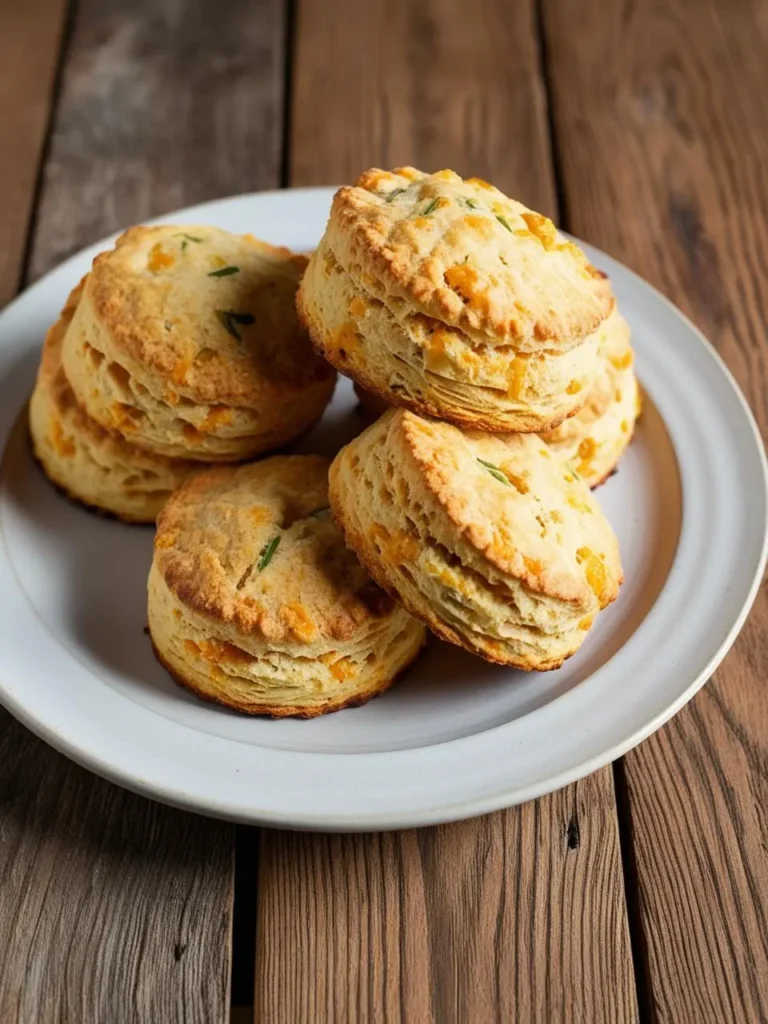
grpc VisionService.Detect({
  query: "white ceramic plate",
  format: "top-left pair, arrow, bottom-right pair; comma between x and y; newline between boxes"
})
0,189 -> 765,831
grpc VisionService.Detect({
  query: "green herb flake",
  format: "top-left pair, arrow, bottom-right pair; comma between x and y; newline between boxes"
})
216,309 -> 255,342
257,535 -> 281,572
477,458 -> 511,486
495,214 -> 513,233
164,320 -> 173,332
385,188 -> 406,203
175,232 -> 205,253
464,197 -> 479,209
208,265 -> 240,278
309,507 -> 331,519
422,198 -> 440,216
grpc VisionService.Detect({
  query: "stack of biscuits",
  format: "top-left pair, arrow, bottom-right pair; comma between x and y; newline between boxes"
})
31,166 -> 639,717
30,225 -> 336,522
299,167 -> 638,672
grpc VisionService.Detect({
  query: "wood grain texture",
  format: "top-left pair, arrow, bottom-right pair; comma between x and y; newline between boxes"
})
28,0 -> 287,279
541,0 -> 768,1019
289,0 -> 556,215
257,780 -> 636,1023
0,731 -> 233,1023
256,2 -> 637,1021
0,0 -> 288,1019
0,0 -> 68,306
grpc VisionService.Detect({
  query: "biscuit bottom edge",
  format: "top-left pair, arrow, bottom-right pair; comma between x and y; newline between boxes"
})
149,634 -> 425,719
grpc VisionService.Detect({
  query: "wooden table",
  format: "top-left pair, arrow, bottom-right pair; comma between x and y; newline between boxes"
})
1,1 -> 766,1020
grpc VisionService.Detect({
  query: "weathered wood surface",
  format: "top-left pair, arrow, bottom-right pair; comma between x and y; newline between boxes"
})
0,0 -> 67,305
541,0 -> 768,1019
0,0 -> 287,1019
256,2 -> 637,1021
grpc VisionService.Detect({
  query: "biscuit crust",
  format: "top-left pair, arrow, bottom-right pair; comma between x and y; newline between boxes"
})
297,168 -> 611,433
149,456 -> 426,716
329,409 -> 623,670
29,281 -> 202,523
62,226 -> 336,460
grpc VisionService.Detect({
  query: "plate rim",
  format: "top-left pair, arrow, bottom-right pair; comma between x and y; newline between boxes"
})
0,185 -> 765,831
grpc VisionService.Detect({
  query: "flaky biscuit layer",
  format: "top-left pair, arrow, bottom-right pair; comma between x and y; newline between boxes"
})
299,234 -> 599,432
329,409 -> 622,670
29,281 -> 202,523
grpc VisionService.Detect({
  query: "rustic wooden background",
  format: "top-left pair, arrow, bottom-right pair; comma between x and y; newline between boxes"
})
1,0 -> 767,1021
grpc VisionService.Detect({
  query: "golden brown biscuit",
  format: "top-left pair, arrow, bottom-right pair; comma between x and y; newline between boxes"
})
298,168 -> 612,432
329,409 -> 622,670
148,456 -> 426,717
541,307 -> 640,487
29,281 -> 202,523
62,226 -> 336,461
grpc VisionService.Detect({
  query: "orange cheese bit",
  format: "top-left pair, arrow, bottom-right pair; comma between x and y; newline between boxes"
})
110,402 -> 143,433
465,177 -> 494,189
576,547 -> 608,602
192,638 -> 256,667
332,321 -> 361,357
199,406 -> 233,433
50,417 -> 75,458
610,350 -> 634,371
550,510 -> 564,523
323,655 -> 358,682
566,379 -> 582,395
184,639 -> 201,656
208,254 -> 227,269
577,436 -> 599,475
171,358 -> 192,387
579,615 -> 594,631
393,167 -> 420,181
523,556 -> 543,576
507,354 -> 529,399
147,244 -> 175,273
155,531 -> 177,549
248,506 -> 273,526
281,602 -> 317,642
521,212 -> 558,249
505,471 -> 529,495
348,296 -> 367,318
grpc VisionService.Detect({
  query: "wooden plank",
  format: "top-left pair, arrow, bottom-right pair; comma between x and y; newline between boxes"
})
28,0 -> 286,280
0,0 -> 67,306
256,2 -> 637,1021
540,0 -> 768,1020
0,0 -> 286,1020
288,0 -> 556,216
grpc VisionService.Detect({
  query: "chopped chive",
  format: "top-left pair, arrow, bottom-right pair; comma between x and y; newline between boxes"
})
422,198 -> 440,216
495,214 -> 513,233
175,232 -> 205,243
216,309 -> 254,342
464,197 -> 479,209
477,458 -> 511,486
385,188 -> 406,203
309,507 -> 330,518
208,265 -> 240,277
257,535 -> 281,572
164,320 -> 173,331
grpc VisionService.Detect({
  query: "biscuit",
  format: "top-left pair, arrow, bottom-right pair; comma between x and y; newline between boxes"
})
329,409 -> 622,670
148,455 -> 426,717
298,168 -> 612,432
62,226 -> 336,461
541,307 -> 640,486
29,281 -> 202,523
